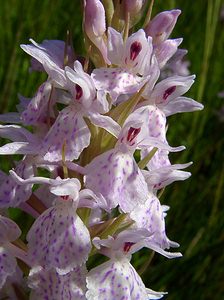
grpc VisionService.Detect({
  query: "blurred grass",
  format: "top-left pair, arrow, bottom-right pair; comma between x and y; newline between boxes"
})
0,0 -> 224,299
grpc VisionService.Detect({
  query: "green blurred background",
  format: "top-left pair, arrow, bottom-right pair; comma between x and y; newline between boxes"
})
0,0 -> 224,299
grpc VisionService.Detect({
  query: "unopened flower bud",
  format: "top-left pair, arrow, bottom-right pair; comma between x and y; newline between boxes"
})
125,0 -> 145,15
84,0 -> 110,64
145,9 -> 181,44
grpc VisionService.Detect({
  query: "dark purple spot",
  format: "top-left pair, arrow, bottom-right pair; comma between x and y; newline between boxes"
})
163,86 -> 176,100
75,84 -> 83,100
130,41 -> 142,61
127,127 -> 141,143
123,242 -> 135,253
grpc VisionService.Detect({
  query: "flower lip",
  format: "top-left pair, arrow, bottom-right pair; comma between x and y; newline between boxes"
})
163,85 -> 176,100
130,41 -> 142,61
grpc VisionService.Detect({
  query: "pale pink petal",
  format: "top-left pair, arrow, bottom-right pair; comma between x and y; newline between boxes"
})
85,149 -> 149,212
145,9 -> 181,44
29,266 -> 87,300
148,75 -> 195,106
21,40 -> 67,88
86,258 -> 164,300
154,38 -> 182,68
27,200 -> 91,274
84,0 -> 109,64
65,62 -> 96,109
0,216 -> 21,242
130,194 -> 182,257
123,29 -> 153,76
88,112 -> 121,138
107,27 -> 124,65
43,106 -> 90,161
92,67 -> 145,101
0,124 -> 35,142
162,96 -> 204,116
0,142 -> 39,155
125,105 -> 167,143
0,162 -> 34,208
142,149 -> 170,171
144,162 -> 192,189
21,81 -> 54,125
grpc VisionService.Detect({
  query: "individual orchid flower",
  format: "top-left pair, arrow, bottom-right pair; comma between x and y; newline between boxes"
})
92,27 -> 159,102
130,194 -> 182,258
86,230 -> 166,300
145,10 -> 182,68
142,75 -> 204,116
0,216 -> 28,288
142,151 -> 192,190
29,266 -> 87,300
145,9 -> 181,45
84,113 -> 184,213
9,173 -> 104,274
21,39 -> 74,88
42,60 -> 121,162
124,104 -> 187,171
127,106 -> 192,186
84,0 -> 110,65
84,121 -> 150,212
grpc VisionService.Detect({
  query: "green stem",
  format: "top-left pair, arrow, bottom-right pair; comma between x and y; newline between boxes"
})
138,147 -> 158,169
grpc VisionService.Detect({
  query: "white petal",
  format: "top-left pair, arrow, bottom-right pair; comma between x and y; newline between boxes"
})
91,67 -> 144,101
0,124 -> 35,142
85,149 -> 149,212
27,201 -> 91,274
88,112 -> 121,138
21,43 -> 66,88
154,38 -> 182,68
107,27 -> 124,65
86,258 -> 156,300
162,96 -> 204,116
43,106 -> 90,161
130,195 -> 182,257
0,142 -> 36,155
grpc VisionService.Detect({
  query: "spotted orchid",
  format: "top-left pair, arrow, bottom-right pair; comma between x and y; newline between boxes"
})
0,1 -> 204,298
42,60 -> 120,162
92,27 -> 159,102
87,229 -> 166,300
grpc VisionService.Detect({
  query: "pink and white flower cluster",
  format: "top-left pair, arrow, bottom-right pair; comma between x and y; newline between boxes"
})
0,1 -> 203,299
